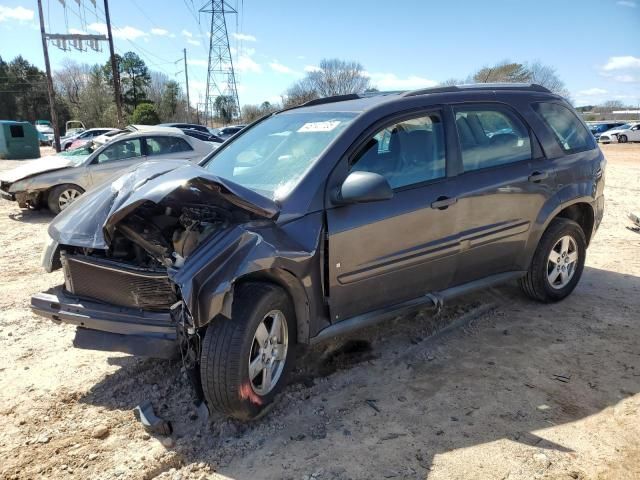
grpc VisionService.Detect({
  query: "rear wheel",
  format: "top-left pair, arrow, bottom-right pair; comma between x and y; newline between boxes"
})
618,134 -> 628,143
47,184 -> 84,214
519,218 -> 586,302
200,283 -> 296,420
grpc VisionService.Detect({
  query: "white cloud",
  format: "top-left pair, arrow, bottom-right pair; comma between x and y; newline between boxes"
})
614,74 -> 638,83
0,5 -> 34,22
602,56 -> 640,71
232,32 -> 256,42
68,28 -> 87,34
150,28 -> 169,36
188,58 -> 208,67
365,72 -> 438,90
181,29 -> 193,38
88,22 -> 147,40
304,65 -> 322,73
269,62 -> 296,74
237,55 -> 261,73
577,88 -> 608,96
187,38 -> 200,46
616,0 -> 636,7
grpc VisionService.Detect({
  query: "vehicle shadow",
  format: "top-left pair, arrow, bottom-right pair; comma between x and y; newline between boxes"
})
78,265 -> 640,478
7,208 -> 54,225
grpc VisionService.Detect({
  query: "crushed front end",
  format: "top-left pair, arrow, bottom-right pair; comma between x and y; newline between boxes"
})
30,161 -> 283,359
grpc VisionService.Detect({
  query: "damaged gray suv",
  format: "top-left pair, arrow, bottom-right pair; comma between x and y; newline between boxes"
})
32,84 -> 605,419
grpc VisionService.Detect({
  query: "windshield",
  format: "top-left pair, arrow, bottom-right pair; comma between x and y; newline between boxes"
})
611,123 -> 631,131
202,111 -> 357,199
59,143 -> 97,164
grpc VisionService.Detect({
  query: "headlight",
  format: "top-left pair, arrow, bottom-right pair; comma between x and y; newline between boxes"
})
9,179 -> 32,192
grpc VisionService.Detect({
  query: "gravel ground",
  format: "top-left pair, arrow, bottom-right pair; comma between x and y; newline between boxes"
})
0,144 -> 638,480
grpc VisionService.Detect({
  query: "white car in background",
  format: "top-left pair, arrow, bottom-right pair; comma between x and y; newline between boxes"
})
0,128 -> 215,214
598,122 -> 640,144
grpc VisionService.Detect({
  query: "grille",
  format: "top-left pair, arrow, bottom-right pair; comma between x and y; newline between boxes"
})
62,254 -> 176,310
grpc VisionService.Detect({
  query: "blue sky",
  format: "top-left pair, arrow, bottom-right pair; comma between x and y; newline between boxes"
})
0,0 -> 639,108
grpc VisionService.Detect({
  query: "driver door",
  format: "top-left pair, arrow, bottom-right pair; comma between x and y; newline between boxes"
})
326,110 -> 460,321
87,137 -> 145,188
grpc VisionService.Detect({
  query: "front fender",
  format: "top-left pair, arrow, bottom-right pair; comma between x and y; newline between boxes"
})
169,213 -> 326,343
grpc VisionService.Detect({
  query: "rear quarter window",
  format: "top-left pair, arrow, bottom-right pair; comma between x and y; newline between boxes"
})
532,102 -> 595,154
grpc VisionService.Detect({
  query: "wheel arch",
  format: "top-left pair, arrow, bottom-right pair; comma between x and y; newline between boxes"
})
520,197 -> 595,270
229,268 -> 311,344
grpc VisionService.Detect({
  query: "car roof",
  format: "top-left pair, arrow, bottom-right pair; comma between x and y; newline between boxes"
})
282,83 -> 555,115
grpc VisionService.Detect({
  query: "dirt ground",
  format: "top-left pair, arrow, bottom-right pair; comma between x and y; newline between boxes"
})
0,144 -> 638,480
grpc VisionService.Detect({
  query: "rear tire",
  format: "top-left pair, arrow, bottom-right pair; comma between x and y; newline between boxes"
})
200,283 -> 296,420
618,135 -> 628,143
519,218 -> 586,302
47,184 -> 84,214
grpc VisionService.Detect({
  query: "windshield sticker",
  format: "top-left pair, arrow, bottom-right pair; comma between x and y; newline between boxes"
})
297,121 -> 341,133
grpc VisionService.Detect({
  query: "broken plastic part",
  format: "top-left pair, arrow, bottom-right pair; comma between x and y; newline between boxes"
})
133,400 -> 173,436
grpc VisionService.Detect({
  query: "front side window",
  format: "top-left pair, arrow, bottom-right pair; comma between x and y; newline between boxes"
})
95,138 -> 142,164
454,106 -> 532,172
203,112 -> 356,199
350,113 -> 446,189
145,136 -> 193,156
532,102 -> 594,153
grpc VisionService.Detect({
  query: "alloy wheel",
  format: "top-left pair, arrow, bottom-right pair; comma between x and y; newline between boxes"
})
248,309 -> 288,395
58,188 -> 81,211
547,235 -> 579,289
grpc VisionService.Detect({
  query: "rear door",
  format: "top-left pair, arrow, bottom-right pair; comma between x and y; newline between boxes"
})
144,135 -> 196,160
87,137 -> 145,188
326,109 -> 460,321
447,103 -> 557,284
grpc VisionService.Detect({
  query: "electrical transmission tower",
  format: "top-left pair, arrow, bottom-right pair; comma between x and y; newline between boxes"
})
199,1 -> 240,124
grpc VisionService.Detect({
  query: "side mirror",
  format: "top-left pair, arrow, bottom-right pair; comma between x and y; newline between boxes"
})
335,171 -> 393,205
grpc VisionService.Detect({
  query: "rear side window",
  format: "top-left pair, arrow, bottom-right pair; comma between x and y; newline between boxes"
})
532,102 -> 594,154
145,136 -> 193,156
10,125 -> 24,138
454,105 -> 532,172
350,112 -> 446,189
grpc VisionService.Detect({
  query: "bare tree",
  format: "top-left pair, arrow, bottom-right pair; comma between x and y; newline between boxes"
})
283,58 -> 371,108
526,61 -> 570,98
55,60 -> 91,110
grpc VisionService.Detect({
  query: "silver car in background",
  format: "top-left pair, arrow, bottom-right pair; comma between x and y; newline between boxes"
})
0,128 -> 216,214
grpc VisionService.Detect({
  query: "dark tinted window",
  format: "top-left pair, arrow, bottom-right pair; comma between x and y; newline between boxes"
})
9,125 -> 24,138
454,106 -> 531,172
351,113 -> 446,189
145,136 -> 193,155
533,102 -> 594,153
96,138 -> 142,163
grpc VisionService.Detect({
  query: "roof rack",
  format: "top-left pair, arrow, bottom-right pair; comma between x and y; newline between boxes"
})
299,93 -> 361,107
403,83 -> 551,97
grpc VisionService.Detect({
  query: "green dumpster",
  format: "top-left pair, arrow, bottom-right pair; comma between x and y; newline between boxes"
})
0,121 -> 40,159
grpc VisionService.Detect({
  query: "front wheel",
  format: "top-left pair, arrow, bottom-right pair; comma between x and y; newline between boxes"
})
200,283 -> 296,420
47,184 -> 84,214
519,218 -> 586,302
618,135 -> 628,144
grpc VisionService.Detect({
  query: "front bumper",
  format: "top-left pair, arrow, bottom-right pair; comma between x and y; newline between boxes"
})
31,287 -> 178,358
0,188 -> 15,201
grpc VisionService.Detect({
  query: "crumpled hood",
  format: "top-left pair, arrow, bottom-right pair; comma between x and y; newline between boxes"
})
0,156 -> 74,183
48,159 -> 279,249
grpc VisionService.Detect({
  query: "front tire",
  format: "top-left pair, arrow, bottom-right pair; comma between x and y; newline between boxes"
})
200,283 -> 296,420
47,184 -> 84,214
519,218 -> 586,302
618,135 -> 628,144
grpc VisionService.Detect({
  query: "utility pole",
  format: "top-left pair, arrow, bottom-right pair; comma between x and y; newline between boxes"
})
103,0 -> 124,127
36,0 -> 61,152
183,48 -> 191,122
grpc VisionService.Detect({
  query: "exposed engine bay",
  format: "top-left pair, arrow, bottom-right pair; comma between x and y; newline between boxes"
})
63,201 -> 251,271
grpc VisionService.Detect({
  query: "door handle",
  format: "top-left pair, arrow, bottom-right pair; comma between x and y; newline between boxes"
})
528,171 -> 549,183
431,196 -> 457,210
